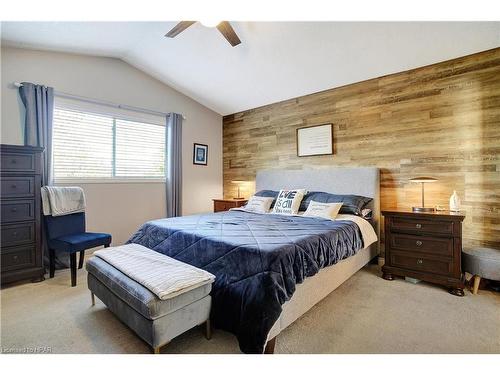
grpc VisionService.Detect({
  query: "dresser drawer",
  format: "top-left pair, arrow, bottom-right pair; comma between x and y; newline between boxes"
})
1,151 -> 38,173
1,222 -> 36,247
389,233 -> 453,257
391,217 -> 453,235
390,252 -> 453,276
1,245 -> 36,271
1,176 -> 36,198
1,200 -> 36,223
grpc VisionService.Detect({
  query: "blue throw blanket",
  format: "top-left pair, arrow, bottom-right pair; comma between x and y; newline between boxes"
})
128,210 -> 364,353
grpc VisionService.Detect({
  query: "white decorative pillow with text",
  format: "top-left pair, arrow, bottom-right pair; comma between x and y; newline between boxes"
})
272,189 -> 307,215
303,201 -> 343,220
243,196 -> 274,213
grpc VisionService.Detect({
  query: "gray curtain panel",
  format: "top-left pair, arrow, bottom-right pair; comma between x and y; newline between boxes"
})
18,82 -> 54,186
166,113 -> 183,217
18,82 -> 63,268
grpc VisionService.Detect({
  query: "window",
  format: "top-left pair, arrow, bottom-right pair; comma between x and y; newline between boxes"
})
52,107 -> 165,181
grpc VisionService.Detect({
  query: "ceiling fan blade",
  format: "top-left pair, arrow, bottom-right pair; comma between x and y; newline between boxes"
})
216,21 -> 241,46
165,21 -> 196,38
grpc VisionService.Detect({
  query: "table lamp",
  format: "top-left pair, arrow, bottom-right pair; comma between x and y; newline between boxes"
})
231,180 -> 247,199
409,177 -> 438,212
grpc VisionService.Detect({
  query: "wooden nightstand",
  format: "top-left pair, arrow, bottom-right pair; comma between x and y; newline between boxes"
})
382,209 -> 466,296
213,198 -> 248,213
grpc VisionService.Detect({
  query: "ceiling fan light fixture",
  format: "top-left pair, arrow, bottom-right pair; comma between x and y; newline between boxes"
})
199,19 -> 221,28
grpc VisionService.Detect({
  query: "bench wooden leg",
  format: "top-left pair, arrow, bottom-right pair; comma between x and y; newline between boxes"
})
205,319 -> 212,340
70,252 -> 77,287
91,292 -> 95,306
78,250 -> 85,269
153,341 -> 168,354
472,275 -> 481,295
264,337 -> 276,354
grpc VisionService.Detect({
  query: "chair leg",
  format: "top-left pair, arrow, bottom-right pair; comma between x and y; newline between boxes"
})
104,244 -> 110,248
472,275 -> 481,295
91,292 -> 95,306
78,250 -> 85,269
49,248 -> 55,278
70,253 -> 77,287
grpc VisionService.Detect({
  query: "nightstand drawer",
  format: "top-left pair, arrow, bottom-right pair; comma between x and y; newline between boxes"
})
213,199 -> 248,213
389,233 -> 453,257
391,217 -> 453,235
391,252 -> 452,276
214,201 -> 230,212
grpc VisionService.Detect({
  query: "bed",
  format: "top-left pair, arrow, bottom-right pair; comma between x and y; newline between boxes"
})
128,167 -> 380,353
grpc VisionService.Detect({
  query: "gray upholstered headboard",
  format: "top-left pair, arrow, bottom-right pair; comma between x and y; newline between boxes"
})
256,167 -> 380,248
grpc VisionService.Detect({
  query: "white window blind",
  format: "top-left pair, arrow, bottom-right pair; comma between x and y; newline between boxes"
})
52,106 -> 165,181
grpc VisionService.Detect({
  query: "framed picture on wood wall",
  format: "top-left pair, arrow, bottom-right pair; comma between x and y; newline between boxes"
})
296,123 -> 333,157
193,143 -> 208,165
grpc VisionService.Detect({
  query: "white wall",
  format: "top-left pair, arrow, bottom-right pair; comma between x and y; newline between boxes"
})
1,46 -> 223,245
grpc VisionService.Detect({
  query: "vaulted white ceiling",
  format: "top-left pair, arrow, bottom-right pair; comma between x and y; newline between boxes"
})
2,22 -> 499,115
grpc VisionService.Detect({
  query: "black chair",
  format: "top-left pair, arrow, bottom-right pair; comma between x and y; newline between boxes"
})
45,212 -> 111,286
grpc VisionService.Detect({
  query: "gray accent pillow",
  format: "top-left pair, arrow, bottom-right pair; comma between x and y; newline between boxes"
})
299,191 -> 372,215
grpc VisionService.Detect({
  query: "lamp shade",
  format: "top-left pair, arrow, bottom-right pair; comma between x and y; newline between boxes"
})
409,177 -> 438,183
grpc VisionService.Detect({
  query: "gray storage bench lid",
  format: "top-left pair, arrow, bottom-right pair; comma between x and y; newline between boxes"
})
86,257 -> 212,320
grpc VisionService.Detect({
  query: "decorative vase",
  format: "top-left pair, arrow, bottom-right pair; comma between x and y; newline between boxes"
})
449,190 -> 461,212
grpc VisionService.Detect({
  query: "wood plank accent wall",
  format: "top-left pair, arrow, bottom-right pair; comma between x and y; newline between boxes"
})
223,48 -> 500,252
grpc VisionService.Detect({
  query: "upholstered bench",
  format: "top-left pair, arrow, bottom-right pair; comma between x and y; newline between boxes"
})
86,256 -> 213,353
462,247 -> 500,295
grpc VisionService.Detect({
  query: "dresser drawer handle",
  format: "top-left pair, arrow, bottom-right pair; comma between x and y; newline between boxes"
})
415,224 -> 422,229
13,255 -> 19,261
11,159 -> 17,164
417,259 -> 424,265
11,207 -> 18,212
416,240 -> 423,246
11,184 -> 17,189
12,231 -> 18,236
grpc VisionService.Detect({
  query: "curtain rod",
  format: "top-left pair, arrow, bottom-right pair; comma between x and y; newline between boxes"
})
13,82 -> 186,120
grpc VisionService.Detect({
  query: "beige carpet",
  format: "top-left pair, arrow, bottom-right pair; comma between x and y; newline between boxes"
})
1,262 -> 499,354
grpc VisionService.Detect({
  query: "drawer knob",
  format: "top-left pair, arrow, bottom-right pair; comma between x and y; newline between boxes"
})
415,223 -> 422,229
416,240 -> 423,246
13,255 -> 18,260
11,208 -> 18,212
417,259 -> 424,265
11,159 -> 17,164
13,232 -> 18,236
11,184 -> 17,189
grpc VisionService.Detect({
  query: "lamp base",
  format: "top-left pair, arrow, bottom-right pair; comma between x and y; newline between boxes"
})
412,206 -> 436,212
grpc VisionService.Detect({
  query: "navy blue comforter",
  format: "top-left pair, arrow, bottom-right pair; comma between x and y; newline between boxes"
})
128,210 -> 364,353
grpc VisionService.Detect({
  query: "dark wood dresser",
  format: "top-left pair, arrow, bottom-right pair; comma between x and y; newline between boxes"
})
213,198 -> 248,212
382,209 -> 466,296
1,144 -> 45,284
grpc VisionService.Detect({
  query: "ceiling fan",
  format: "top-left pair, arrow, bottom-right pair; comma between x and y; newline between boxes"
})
165,21 -> 241,47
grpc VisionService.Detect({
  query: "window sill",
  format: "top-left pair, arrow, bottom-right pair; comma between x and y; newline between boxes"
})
54,178 -> 166,184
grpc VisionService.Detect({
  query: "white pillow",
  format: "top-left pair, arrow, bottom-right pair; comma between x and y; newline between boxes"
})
272,189 -> 307,215
243,196 -> 274,213
303,201 -> 343,220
